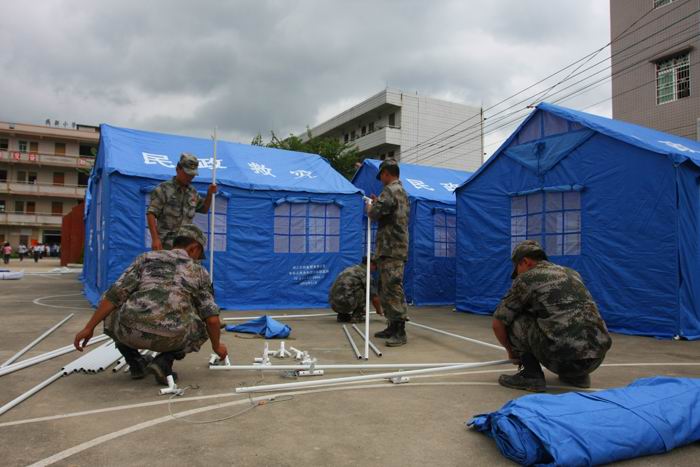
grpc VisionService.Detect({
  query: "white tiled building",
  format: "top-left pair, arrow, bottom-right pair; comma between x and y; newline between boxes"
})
305,89 -> 483,171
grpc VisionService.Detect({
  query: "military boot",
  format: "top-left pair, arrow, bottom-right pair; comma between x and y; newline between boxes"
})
148,352 -> 179,386
116,344 -> 149,380
498,353 -> 546,392
374,321 -> 397,339
385,321 -> 407,347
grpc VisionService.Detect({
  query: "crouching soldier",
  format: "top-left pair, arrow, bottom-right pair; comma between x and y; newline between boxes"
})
73,224 -> 227,385
329,256 -> 382,323
492,240 -> 612,392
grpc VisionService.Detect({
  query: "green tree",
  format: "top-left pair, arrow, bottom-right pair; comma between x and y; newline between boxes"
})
251,129 -> 362,179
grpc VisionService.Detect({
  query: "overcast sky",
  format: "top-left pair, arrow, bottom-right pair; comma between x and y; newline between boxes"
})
1,0 -> 611,157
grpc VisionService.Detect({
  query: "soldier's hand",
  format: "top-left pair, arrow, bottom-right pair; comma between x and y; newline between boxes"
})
213,342 -> 228,360
208,184 -> 218,195
152,238 -> 162,251
74,327 -> 94,351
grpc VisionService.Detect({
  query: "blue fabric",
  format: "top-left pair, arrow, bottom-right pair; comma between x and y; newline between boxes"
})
83,125 -> 365,310
503,130 -> 594,175
455,103 -> 700,339
352,160 -> 471,306
468,377 -> 700,466
225,316 -> 291,338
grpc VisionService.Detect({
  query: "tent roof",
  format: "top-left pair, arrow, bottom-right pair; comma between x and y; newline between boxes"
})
353,159 -> 472,202
459,102 -> 700,189
97,124 -> 361,194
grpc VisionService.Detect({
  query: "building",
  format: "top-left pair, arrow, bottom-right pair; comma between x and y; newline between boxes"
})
304,88 -> 484,171
0,121 -> 99,248
610,0 -> 700,141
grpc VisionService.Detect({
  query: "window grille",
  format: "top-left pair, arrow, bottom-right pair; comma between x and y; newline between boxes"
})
274,202 -> 340,254
657,53 -> 690,104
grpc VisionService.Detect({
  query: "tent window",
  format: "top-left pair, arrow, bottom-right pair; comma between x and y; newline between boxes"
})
143,194 -> 228,252
362,217 -> 378,254
434,211 -> 457,257
274,202 -> 340,254
511,190 -> 581,256
515,111 -> 585,145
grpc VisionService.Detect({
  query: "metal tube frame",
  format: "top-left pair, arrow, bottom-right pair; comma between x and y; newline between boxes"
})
211,362 -> 484,371
351,324 -> 382,357
406,321 -> 504,351
341,325 -> 362,360
1,313 -> 75,367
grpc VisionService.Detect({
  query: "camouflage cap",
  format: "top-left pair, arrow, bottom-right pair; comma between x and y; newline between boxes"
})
175,223 -> 206,259
510,240 -> 547,279
376,159 -> 399,180
179,153 -> 199,176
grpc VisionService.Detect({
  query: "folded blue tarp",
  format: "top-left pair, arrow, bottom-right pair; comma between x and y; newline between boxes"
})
225,316 -> 291,339
468,377 -> 700,466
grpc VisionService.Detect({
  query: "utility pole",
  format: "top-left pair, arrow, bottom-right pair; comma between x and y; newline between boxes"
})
480,106 -> 485,165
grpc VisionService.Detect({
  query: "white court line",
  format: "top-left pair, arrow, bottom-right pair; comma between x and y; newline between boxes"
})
32,293 -> 93,311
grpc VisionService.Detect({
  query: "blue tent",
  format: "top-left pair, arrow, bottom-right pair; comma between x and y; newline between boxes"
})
83,124 -> 363,310
352,159 -> 472,305
455,102 -> 700,339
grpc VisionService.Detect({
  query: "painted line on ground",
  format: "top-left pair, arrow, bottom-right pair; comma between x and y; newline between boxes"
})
32,293 -> 93,311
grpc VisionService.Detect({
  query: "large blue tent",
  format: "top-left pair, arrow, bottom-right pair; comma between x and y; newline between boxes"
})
352,159 -> 471,305
455,102 -> 700,339
83,125 -> 363,310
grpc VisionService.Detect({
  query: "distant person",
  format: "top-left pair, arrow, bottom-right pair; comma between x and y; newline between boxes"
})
492,240 -> 612,392
146,153 -> 217,251
329,257 -> 382,323
33,244 -> 41,263
367,160 -> 410,347
43,244 -> 50,258
73,224 -> 227,385
18,243 -> 27,261
2,242 -> 11,264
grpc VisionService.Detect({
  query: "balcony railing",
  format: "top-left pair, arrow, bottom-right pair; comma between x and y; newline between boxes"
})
0,181 -> 87,198
0,150 -> 94,169
0,211 -> 63,226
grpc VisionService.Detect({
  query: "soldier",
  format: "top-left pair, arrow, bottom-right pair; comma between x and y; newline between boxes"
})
329,256 -> 383,323
147,153 -> 218,251
73,224 -> 228,385
367,159 -> 410,347
492,240 -> 612,392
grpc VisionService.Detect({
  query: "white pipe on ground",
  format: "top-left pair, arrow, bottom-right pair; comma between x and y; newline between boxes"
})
351,324 -> 382,357
342,325 -> 361,359
1,313 -> 75,367
0,371 -> 64,417
406,321 -> 504,352
235,359 -> 512,393
211,362 -> 483,371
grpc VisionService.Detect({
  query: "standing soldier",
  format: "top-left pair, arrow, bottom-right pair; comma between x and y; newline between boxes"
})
73,224 -> 228,385
367,160 -> 410,347
147,153 -> 218,251
329,256 -> 382,323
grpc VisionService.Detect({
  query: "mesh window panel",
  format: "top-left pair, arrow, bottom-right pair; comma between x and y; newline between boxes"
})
527,213 -> 543,235
290,235 -> 306,253
326,236 -> 340,253
274,235 -> 289,253
512,196 -> 527,216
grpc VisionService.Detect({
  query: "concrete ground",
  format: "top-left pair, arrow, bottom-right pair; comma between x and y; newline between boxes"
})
1,273 -> 699,467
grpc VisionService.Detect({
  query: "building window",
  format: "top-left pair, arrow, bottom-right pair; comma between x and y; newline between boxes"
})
53,172 -> 65,186
0,200 -> 5,213
657,53 -> 690,104
78,171 -> 89,186
369,122 -> 374,133
52,202 -> 63,215
434,210 -> 457,257
388,113 -> 396,127
0,138 -> 8,151
15,201 -> 24,213
55,143 -> 66,155
0,170 -> 7,182
26,201 -> 36,214
274,202 -> 340,253
351,130 -> 356,140
79,144 -> 96,157
511,191 -> 581,256
361,125 -> 367,136
344,133 -> 349,143
18,141 -> 28,153
16,171 -> 26,183
654,0 -> 673,8
388,151 -> 395,159
28,172 -> 37,184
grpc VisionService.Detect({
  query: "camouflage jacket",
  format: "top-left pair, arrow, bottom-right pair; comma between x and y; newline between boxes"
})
102,249 -> 219,337
147,178 -> 205,244
367,180 -> 409,260
329,263 -> 378,305
494,261 -> 612,360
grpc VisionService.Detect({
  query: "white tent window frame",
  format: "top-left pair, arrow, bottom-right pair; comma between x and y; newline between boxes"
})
273,202 -> 341,254
511,190 -> 581,256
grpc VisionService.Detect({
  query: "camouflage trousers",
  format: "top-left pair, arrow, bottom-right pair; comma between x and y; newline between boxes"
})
378,257 -> 408,322
508,314 -> 604,377
330,295 -> 365,320
104,308 -> 208,354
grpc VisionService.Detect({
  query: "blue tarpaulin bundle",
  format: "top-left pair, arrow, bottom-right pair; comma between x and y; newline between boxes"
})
225,316 -> 291,339
468,377 -> 700,466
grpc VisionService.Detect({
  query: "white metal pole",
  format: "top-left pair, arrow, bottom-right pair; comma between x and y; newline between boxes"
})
1,313 -> 74,367
222,312 -> 377,321
351,324 -> 382,357
364,199 -> 372,360
0,371 -> 64,417
406,321 -> 504,351
209,126 -> 217,284
235,360 -> 512,393
211,362 -> 476,371
342,325 -> 362,360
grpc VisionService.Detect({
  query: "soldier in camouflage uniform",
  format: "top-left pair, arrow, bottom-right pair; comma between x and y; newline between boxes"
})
367,159 -> 410,347
74,224 -> 228,385
492,240 -> 612,392
329,257 -> 382,323
147,153 -> 218,250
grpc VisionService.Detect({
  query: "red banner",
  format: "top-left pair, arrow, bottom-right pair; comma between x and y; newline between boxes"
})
28,152 -> 37,161
12,152 -> 21,161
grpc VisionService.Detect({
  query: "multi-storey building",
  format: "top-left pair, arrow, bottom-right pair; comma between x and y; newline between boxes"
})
304,88 -> 483,171
0,121 -> 99,248
610,0 -> 700,140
